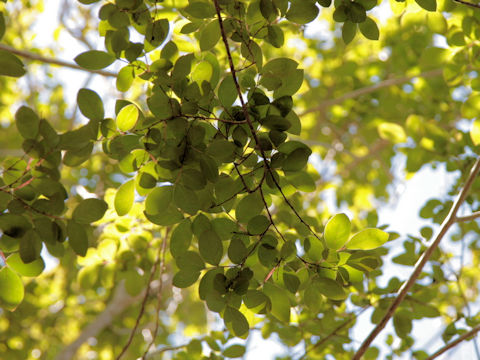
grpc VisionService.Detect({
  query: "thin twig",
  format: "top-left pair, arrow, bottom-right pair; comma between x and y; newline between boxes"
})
116,237 -> 166,360
0,44 -> 117,77
213,0 -> 322,243
352,157 -> 480,359
298,306 -> 370,360
455,211 -> 480,222
426,324 -> 480,360
300,69 -> 443,116
141,229 -> 170,359
453,0 -> 480,8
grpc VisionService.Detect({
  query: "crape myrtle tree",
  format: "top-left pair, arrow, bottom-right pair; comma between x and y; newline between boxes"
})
2,0 -> 480,358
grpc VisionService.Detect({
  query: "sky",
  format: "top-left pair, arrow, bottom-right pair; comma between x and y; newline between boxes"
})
20,0 -> 480,359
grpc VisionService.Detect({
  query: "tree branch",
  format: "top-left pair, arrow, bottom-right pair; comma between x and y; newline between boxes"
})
300,69 -> 442,116
426,324 -> 480,360
0,44 -> 117,77
455,211 -> 480,223
352,157 -> 480,360
55,281 -> 145,360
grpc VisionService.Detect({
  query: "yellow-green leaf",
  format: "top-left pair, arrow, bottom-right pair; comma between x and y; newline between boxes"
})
346,228 -> 389,250
0,267 -> 24,311
115,179 -> 135,216
116,104 -> 139,132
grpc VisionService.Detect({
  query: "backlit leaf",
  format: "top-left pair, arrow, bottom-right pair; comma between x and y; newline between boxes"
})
346,228 -> 389,250
0,267 -> 24,311
6,253 -> 44,277
116,104 -> 139,132
114,179 -> 135,216
324,213 -> 351,250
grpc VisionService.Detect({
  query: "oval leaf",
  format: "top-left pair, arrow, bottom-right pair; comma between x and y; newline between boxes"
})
73,198 -> 108,224
359,17 -> 379,40
6,253 -> 45,277
115,179 -> 135,216
77,88 -> 105,121
74,50 -> 115,70
116,104 -> 139,132
199,229 -> 223,265
346,228 -> 389,250
324,213 -> 351,250
0,267 -> 24,311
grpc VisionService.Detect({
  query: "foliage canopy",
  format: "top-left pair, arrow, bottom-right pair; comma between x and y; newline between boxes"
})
2,0 -> 480,359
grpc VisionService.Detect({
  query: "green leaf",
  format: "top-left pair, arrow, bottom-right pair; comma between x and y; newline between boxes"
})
346,228 -> 389,250
228,237 -> 248,264
175,251 -> 204,274
200,20 -> 221,51
267,25 -> 284,48
184,1 -> 216,18
0,267 -> 24,311
199,229 -> 223,265
114,179 -> 135,216
116,104 -> 139,132
173,270 -> 200,288
236,192 -> 264,223
0,214 -> 31,238
67,221 -> 88,256
224,306 -> 249,337
346,3 -> 366,23
72,198 -> 108,224
170,219 -> 193,257
0,50 -> 26,77
116,66 -> 134,92
19,230 -> 42,263
223,344 -> 246,358
342,21 -> 357,44
324,213 -> 351,250
286,0 -> 319,24
282,148 -> 310,171
145,19 -> 169,49
174,185 -> 200,215
243,290 -> 271,313
218,76 -> 237,107
145,186 -> 173,215
378,122 -> 406,143
260,0 -> 278,22
15,106 -> 40,139
471,119 -> 480,146
77,88 -> 105,121
247,215 -> 270,235
124,269 -> 145,296
263,282 -> 290,322
74,50 -> 115,70
6,254 -> 45,277
415,0 -> 436,11
315,277 -> 347,300
359,17 -> 379,40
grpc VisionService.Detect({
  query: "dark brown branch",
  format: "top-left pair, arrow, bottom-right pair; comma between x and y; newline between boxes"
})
426,324 -> 480,360
353,157 -> 480,359
300,69 -> 442,116
0,44 -> 117,77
